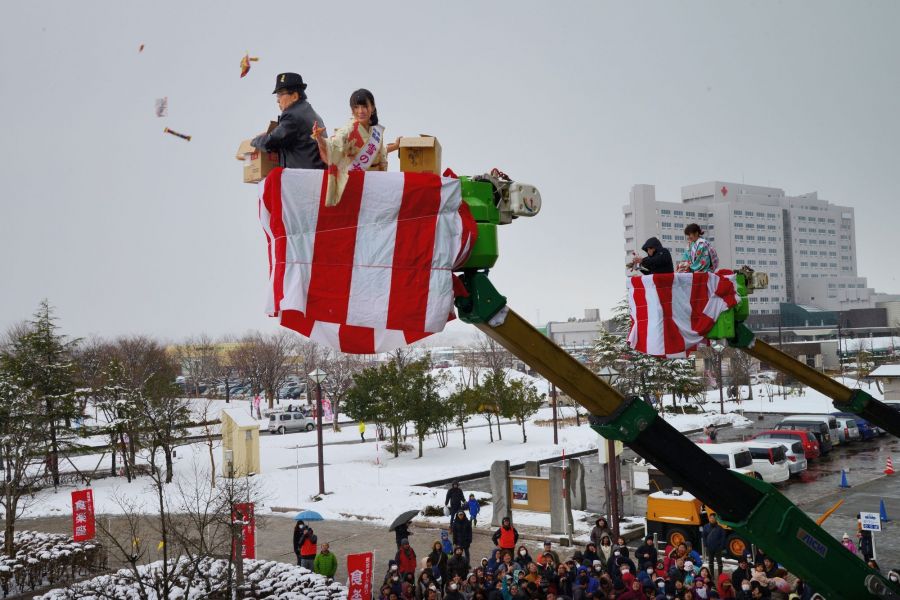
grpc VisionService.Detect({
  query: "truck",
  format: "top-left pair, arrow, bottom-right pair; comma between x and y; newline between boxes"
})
451,171 -> 900,599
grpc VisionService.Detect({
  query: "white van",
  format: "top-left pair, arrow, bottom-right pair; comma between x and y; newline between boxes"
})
696,442 -> 759,479
744,441 -> 791,483
833,416 -> 860,444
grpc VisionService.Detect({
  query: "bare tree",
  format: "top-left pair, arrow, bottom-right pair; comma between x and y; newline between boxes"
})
172,334 -> 221,398
320,350 -> 365,431
229,332 -> 294,410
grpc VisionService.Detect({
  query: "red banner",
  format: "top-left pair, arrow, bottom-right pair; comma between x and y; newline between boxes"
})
232,502 -> 256,559
71,489 -> 96,542
346,552 -> 374,600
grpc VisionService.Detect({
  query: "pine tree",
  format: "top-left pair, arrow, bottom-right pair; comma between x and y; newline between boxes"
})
0,301 -> 80,487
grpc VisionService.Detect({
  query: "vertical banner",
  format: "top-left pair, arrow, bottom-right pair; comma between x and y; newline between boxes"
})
232,502 -> 256,559
346,552 -> 374,600
71,489 -> 96,542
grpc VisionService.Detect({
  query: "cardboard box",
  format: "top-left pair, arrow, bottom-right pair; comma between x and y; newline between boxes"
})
236,121 -> 279,184
398,135 -> 442,175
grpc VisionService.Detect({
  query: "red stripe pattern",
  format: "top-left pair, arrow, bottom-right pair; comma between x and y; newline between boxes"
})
259,168 -> 476,354
626,272 -> 740,358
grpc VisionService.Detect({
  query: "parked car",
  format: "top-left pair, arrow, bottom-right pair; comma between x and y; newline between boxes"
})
773,439 -> 809,475
744,440 -> 791,483
775,416 -> 834,455
696,442 -> 760,479
833,416 -> 860,443
268,411 -> 315,434
752,429 -> 820,460
832,412 -> 877,441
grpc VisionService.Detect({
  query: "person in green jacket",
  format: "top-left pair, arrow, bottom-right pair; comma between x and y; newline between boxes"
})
314,542 -> 338,578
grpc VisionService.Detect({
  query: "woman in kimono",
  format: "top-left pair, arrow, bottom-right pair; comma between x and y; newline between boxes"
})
313,88 -> 400,206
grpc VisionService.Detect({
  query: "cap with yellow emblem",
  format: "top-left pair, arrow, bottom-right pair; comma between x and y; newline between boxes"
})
272,72 -> 307,94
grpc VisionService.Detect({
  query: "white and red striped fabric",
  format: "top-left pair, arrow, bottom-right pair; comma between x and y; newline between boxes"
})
626,272 -> 740,358
259,167 -> 477,354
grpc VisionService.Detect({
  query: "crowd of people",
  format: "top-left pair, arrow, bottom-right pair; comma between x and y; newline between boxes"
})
372,505 -> 900,600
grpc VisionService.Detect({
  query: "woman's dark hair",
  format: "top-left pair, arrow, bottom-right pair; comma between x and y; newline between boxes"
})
684,223 -> 704,236
350,88 -> 378,125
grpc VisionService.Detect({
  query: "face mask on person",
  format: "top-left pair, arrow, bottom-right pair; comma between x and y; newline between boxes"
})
392,577 -> 399,582
657,581 -> 665,589
520,550 -> 527,556
614,551 -> 620,557
594,566 -> 602,572
742,584 -> 751,592
647,568 -> 654,575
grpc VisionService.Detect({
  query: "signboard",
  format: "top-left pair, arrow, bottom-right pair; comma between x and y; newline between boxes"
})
346,552 -> 374,600
860,511 -> 882,532
232,502 -> 256,559
511,478 -> 529,504
71,489 -> 96,542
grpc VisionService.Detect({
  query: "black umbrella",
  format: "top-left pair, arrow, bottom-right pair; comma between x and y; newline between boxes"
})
389,509 -> 420,532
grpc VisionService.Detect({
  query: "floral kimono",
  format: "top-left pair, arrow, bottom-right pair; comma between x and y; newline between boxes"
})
681,237 -> 718,272
322,118 -> 387,206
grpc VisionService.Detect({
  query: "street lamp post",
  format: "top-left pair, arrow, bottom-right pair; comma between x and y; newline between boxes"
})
711,341 -> 726,413
551,383 -> 559,445
597,366 -> 621,538
309,368 -> 328,496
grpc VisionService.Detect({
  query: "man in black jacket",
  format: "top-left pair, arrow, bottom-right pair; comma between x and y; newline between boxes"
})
252,72 -> 326,170
632,536 -> 657,570
701,513 -> 727,579
631,237 -> 674,274
445,481 -> 465,524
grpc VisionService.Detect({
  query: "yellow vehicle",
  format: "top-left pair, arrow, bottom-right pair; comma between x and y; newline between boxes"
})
646,489 -> 750,560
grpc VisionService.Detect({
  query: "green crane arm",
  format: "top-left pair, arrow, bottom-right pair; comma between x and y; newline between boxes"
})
454,269 -> 899,600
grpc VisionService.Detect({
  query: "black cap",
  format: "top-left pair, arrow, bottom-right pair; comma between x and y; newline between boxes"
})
273,72 -> 307,94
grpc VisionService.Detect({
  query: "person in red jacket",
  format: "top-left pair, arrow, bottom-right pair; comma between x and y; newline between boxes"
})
491,517 -> 519,552
299,527 -> 318,570
395,538 -> 417,579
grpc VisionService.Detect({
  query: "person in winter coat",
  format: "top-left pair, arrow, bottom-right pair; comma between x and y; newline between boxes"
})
589,518 -> 611,548
731,556 -> 753,591
445,581 -> 465,600
633,536 -> 658,570
396,521 -> 413,548
701,514 -> 727,579
596,535 -> 613,564
251,73 -> 327,170
299,528 -> 318,570
717,571 -> 737,599
486,548 -> 502,574
359,421 -> 366,442
467,494 -> 481,527
858,529 -> 874,562
631,237 -> 674,274
452,512 -> 474,561
492,517 -> 519,552
292,521 -> 306,565
396,538 -> 418,579
440,530 -> 454,555
429,541 -> 449,584
448,546 -> 470,580
514,545 -> 533,570
583,542 -> 601,565
445,482 -> 466,523
677,224 -> 718,273
417,571 -> 437,600
313,542 -> 338,578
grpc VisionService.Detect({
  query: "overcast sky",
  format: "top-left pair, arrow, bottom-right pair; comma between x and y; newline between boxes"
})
1,1 -> 898,345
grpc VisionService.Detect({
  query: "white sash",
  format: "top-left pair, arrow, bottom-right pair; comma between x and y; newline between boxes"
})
349,124 -> 384,172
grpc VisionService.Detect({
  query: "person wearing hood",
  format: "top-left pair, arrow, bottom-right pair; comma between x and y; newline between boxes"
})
446,482 -> 467,523
589,517 -> 612,548
452,512 -> 474,562
840,532 -> 858,555
441,530 -> 454,555
429,540 -> 449,584
486,548 -> 503,574
631,237 -> 674,274
514,545 -> 533,569
597,535 -> 613,564
634,536 -> 658,570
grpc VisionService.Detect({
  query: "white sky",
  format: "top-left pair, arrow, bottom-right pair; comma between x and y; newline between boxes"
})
1,1 -> 898,342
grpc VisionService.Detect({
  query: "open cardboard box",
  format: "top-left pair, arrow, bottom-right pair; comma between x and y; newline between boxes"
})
236,121 -> 278,184
398,135 -> 441,175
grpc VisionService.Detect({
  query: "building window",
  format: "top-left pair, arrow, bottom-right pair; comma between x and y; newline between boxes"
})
734,210 -> 743,216
768,248 -> 777,254
767,225 -> 776,230
660,209 -> 671,215
798,216 -> 806,221
673,210 -> 683,216
661,221 -> 672,228
746,235 -> 755,241
735,247 -> 745,252
674,222 -> 684,229
734,222 -> 743,228
662,234 -> 672,241
756,212 -> 765,218
685,211 -> 695,217
767,213 -> 777,219
735,234 -> 744,240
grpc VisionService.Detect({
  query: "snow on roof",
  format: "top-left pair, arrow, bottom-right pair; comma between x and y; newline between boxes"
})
871,364 -> 900,378
649,490 -> 696,501
220,407 -> 259,428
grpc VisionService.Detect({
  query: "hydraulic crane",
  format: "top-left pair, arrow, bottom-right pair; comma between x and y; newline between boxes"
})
453,172 -> 900,600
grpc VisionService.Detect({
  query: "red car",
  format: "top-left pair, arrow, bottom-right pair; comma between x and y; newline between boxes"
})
752,429 -> 820,460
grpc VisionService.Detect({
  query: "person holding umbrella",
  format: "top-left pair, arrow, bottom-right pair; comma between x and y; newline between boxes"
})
390,510 -> 419,548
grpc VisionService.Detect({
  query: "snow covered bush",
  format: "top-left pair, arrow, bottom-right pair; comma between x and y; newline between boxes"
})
0,530 -> 105,597
35,556 -> 346,600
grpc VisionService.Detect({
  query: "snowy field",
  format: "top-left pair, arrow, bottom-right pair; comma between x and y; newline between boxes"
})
25,403 -> 751,529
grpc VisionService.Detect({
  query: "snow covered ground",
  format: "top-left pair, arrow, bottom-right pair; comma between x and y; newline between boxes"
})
25,404 -> 751,528
706,376 -> 884,415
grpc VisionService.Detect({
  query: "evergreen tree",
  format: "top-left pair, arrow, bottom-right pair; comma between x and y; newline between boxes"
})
0,301 -> 80,487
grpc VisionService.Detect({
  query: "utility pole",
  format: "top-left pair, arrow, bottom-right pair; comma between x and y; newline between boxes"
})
551,384 -> 559,445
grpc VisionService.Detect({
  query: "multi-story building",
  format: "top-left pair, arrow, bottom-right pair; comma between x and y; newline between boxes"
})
623,181 -> 874,316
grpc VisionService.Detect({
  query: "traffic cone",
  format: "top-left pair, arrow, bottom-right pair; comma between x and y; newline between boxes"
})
839,469 -> 850,488
881,499 -> 891,522
885,456 -> 895,476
